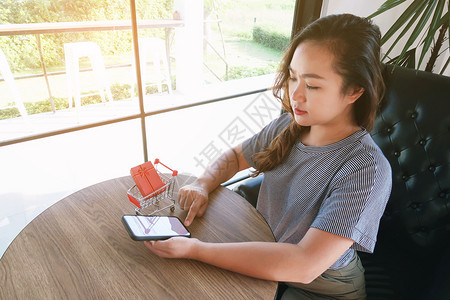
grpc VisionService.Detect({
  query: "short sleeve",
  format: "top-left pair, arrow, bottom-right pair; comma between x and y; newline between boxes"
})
242,112 -> 292,168
311,148 -> 392,253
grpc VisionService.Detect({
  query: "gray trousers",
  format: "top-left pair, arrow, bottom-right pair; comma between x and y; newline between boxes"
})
281,253 -> 366,300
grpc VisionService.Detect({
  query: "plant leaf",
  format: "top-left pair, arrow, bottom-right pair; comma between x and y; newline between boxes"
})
380,0 -> 426,45
399,0 -> 439,64
367,0 -> 408,19
447,0 -> 450,52
381,2 -> 428,61
387,48 -> 416,68
418,0 -> 445,68
436,11 -> 449,27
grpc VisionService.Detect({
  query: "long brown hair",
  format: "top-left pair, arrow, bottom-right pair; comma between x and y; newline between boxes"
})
252,14 -> 385,176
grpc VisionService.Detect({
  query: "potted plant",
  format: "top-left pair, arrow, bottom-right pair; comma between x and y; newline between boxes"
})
367,0 -> 449,74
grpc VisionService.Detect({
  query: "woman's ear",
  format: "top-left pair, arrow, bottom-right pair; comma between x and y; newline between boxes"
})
347,86 -> 365,104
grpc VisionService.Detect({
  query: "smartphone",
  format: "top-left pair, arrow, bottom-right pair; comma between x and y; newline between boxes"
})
122,215 -> 191,241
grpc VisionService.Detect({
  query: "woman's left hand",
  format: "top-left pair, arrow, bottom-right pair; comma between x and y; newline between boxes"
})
144,237 -> 199,259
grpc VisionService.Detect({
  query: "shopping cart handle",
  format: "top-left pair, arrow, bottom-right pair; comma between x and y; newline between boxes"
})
154,158 -> 178,177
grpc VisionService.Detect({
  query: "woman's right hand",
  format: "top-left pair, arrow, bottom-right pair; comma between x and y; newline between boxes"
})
178,145 -> 248,226
178,182 -> 209,226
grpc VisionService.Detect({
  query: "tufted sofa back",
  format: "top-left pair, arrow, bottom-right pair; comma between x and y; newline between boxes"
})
365,64 -> 450,299
371,64 -> 449,248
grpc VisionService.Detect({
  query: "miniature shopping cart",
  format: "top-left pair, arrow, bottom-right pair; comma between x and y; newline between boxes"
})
127,159 -> 178,215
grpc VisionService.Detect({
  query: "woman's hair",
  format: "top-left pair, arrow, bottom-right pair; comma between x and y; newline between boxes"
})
252,14 -> 385,175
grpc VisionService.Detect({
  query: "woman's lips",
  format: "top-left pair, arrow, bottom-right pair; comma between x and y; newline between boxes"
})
294,108 -> 307,115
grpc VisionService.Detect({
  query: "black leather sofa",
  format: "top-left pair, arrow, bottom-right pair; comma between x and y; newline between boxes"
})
233,64 -> 450,300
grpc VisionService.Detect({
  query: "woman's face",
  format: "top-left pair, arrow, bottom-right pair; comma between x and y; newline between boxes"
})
288,40 -> 361,130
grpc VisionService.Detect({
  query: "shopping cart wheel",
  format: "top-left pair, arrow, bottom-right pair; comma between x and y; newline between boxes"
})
170,206 -> 175,212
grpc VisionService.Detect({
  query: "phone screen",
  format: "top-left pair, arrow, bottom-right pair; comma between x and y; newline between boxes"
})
122,215 -> 191,241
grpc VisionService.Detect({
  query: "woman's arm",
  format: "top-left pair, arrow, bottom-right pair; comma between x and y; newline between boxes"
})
190,144 -> 250,194
145,227 -> 354,284
179,144 -> 250,226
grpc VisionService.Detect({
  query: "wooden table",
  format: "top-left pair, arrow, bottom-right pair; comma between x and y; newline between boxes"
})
0,175 -> 277,299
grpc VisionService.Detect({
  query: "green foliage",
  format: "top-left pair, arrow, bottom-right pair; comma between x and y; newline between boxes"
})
0,107 -> 20,119
252,26 -> 290,52
112,83 -> 132,100
0,97 -> 68,120
0,0 -> 173,72
228,64 -> 278,80
367,0 -> 449,72
137,0 -> 173,19
0,35 -> 40,70
0,83 -> 133,120
25,97 -> 68,115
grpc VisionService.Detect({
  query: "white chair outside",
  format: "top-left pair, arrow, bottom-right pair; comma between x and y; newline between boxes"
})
133,37 -> 172,95
0,49 -> 28,117
64,42 -> 113,110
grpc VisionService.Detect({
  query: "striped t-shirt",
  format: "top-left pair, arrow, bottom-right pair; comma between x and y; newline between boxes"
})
242,113 -> 392,270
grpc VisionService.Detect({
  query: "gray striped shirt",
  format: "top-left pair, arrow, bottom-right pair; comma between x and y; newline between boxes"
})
242,113 -> 392,270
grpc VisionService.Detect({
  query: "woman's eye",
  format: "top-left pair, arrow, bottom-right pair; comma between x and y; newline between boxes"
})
306,84 -> 318,90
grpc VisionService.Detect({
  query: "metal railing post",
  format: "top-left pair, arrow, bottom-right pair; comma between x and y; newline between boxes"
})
35,34 -> 55,113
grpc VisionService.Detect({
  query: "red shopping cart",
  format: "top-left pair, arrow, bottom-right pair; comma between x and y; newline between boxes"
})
127,159 -> 178,215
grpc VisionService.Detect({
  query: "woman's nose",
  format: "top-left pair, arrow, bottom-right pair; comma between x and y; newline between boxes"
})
291,83 -> 305,102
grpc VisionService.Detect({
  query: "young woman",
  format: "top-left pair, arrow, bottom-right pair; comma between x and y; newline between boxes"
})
145,14 -> 392,299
